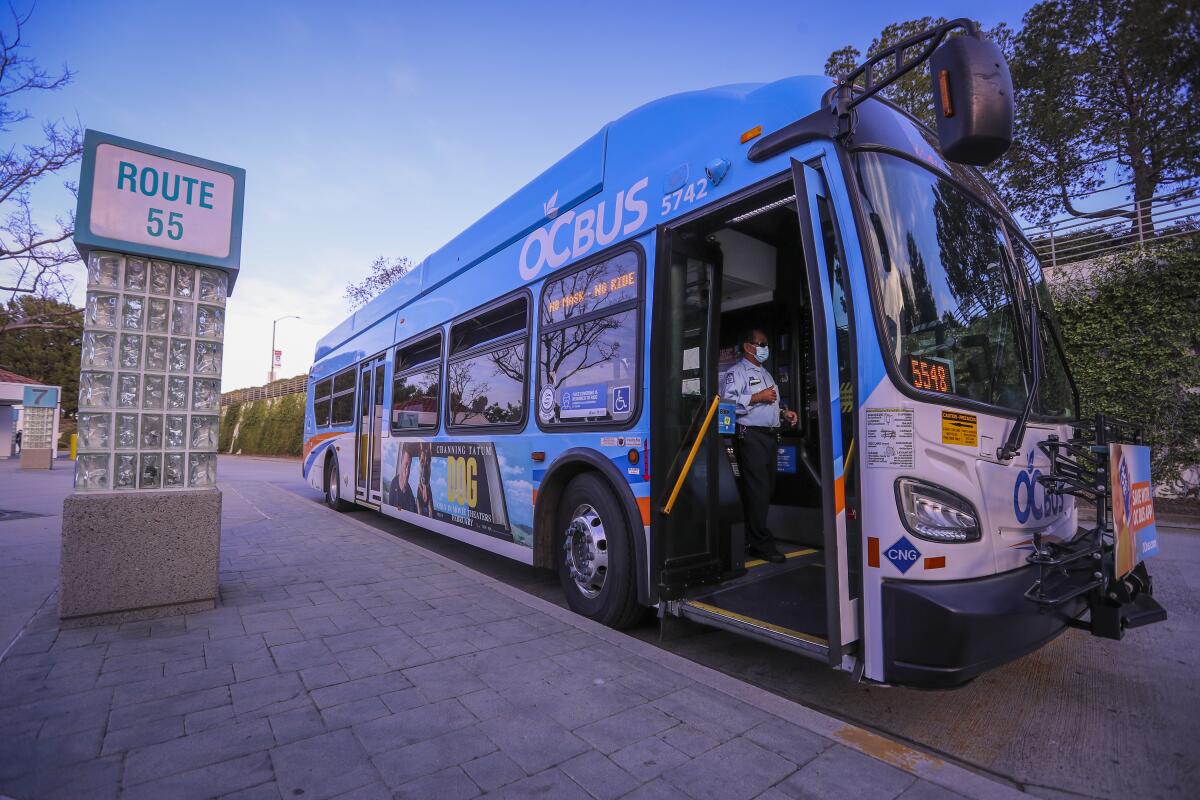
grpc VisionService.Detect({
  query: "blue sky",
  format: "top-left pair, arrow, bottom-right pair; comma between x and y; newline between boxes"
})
16,0 -> 1039,389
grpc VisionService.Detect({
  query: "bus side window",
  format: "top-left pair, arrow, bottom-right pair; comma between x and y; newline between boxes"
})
392,331 -> 442,434
330,369 -> 356,426
314,378 -> 332,427
447,296 -> 528,429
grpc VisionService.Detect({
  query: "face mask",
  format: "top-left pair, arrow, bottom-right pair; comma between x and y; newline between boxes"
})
755,345 -> 769,363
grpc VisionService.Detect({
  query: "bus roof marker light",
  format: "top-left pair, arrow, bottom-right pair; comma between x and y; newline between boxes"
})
740,126 -> 762,144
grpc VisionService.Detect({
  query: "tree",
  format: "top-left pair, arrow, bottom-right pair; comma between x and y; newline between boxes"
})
344,255 -> 413,309
1000,0 -> 1200,237
1,5 -> 83,313
0,295 -> 81,416
824,17 -> 1014,132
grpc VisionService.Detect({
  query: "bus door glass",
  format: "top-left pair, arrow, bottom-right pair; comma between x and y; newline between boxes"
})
651,235 -> 726,592
793,158 -> 859,653
356,353 -> 386,504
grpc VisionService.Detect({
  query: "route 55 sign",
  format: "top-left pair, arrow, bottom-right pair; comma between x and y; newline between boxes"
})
74,130 -> 245,286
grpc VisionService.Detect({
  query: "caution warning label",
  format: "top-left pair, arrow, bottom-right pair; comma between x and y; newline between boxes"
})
941,410 -> 978,447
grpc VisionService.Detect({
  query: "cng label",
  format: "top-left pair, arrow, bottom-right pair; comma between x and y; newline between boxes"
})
884,535 -> 922,574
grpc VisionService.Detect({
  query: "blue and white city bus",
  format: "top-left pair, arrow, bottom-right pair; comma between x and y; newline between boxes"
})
304,21 -> 1164,686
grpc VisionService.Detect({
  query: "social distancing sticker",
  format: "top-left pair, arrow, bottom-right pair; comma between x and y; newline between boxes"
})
941,411 -> 978,447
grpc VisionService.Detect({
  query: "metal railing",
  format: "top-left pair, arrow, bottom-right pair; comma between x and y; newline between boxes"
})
221,375 -> 307,406
1022,187 -> 1200,269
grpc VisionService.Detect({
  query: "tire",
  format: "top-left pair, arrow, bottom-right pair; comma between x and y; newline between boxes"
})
557,472 -> 642,629
325,456 -> 352,512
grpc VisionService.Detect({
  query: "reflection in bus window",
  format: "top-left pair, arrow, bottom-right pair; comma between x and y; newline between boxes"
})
392,367 -> 439,432
856,152 -> 1029,411
448,345 -> 525,427
330,369 -> 356,425
539,250 -> 640,426
314,378 -> 332,427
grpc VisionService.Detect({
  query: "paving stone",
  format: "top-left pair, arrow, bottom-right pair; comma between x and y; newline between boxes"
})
333,646 -> 391,679
109,685 -> 230,730
270,638 -> 337,671
653,686 -> 770,739
480,712 -> 591,773
485,767 -> 594,800
461,751 -> 526,792
327,780 -> 392,799
234,657 -> 279,682
611,736 -> 691,782
0,752 -> 121,800
323,625 -> 402,653
402,659 -> 486,702
575,705 -> 679,754
231,671 -> 306,715
394,765 -> 481,800
123,751 -> 275,800
0,686 -> 113,730
205,634 -> 269,667
658,723 -> 722,757
220,780 -> 284,799
300,662 -> 350,690
622,777 -> 694,799
263,628 -> 305,647
242,610 -> 299,634
310,671 -> 413,710
111,665 -> 233,706
379,686 -> 426,713
165,656 -> 208,676
185,702 -> 235,734
269,705 -> 327,745
123,718 -> 275,786
776,745 -> 915,800
96,663 -> 164,687
101,713 -> 185,754
372,635 -> 434,669
321,696 -> 391,729
561,750 -> 641,799
0,726 -> 105,782
457,688 -> 516,721
271,728 -> 380,798
744,717 -> 831,767
897,780 -> 970,800
355,698 -> 476,755
371,726 -> 497,788
663,737 -> 798,800
36,702 -> 111,739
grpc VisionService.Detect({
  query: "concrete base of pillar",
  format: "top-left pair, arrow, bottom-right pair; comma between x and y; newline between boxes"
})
60,488 -> 221,627
20,447 -> 53,469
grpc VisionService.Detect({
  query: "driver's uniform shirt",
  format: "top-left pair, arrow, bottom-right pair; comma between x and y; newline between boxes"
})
723,359 -> 780,429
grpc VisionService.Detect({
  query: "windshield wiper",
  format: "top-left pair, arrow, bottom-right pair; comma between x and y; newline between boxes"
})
998,306 -> 1040,462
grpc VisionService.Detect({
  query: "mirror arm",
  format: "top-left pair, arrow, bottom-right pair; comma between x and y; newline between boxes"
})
834,18 -> 980,137
998,308 -> 1041,462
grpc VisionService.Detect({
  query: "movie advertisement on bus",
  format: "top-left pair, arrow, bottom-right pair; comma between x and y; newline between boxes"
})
383,439 -> 534,546
1109,443 -> 1160,577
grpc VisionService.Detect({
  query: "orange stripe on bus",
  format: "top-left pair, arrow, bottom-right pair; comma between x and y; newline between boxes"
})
834,475 -> 845,515
637,496 -> 651,525
924,556 -> 946,570
867,537 -> 880,568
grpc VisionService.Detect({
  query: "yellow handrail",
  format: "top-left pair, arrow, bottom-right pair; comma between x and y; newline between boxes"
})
663,394 -> 722,515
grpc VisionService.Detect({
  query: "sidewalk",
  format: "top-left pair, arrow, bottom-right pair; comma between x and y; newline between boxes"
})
0,468 -> 1025,800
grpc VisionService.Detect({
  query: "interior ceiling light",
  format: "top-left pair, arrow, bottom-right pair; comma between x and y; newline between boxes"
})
726,195 -> 796,225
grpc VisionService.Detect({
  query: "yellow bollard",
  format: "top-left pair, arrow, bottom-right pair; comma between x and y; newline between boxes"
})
69,433 -> 78,460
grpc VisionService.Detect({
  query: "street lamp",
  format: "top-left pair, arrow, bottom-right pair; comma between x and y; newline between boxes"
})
269,315 -> 301,383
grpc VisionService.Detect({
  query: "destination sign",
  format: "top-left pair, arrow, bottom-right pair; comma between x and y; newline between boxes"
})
541,250 -> 640,326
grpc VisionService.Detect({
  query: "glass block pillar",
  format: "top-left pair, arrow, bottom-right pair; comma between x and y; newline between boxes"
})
76,251 -> 226,492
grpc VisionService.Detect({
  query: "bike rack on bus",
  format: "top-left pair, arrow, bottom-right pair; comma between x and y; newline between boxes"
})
1029,415 -> 1166,639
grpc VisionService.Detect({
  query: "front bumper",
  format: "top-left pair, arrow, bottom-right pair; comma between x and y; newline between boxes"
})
882,563 -> 1087,688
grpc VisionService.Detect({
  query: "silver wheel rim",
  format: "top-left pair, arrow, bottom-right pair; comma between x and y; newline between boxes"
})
329,465 -> 338,503
563,503 -> 609,599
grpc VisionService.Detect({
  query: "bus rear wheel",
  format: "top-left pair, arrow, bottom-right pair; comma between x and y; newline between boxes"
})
325,457 -> 352,512
557,473 -> 641,629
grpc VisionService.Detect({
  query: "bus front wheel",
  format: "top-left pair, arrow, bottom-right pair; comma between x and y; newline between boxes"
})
557,473 -> 641,629
325,456 -> 352,512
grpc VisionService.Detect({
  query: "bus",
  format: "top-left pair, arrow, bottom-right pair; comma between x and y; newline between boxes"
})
303,21 -> 1165,687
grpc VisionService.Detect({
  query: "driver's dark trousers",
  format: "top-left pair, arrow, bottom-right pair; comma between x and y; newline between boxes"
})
735,425 -> 779,549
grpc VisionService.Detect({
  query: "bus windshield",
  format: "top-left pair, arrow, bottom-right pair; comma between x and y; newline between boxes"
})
855,151 -> 1033,413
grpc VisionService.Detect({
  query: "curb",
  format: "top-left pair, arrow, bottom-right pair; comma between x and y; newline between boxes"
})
289,484 -> 1031,800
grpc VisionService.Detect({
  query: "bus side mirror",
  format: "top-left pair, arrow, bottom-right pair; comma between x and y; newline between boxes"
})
928,34 -> 1013,166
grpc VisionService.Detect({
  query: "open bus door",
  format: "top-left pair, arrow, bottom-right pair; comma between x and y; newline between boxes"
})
652,158 -> 859,668
355,353 -> 386,506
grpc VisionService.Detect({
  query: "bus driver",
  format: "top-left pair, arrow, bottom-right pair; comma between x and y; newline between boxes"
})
723,328 -> 798,564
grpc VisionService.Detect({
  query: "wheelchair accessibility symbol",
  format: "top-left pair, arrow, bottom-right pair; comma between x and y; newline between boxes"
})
613,386 -> 631,414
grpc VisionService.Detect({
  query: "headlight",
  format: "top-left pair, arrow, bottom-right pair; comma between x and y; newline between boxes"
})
894,478 -> 981,543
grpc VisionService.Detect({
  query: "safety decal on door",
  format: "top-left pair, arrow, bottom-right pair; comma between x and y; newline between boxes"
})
941,410 -> 978,447
865,408 -> 914,469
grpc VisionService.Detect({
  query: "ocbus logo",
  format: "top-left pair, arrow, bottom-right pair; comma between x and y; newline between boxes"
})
518,177 -> 650,281
1013,450 -> 1064,524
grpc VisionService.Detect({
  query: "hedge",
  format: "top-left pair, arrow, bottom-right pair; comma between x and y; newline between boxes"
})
219,394 -> 303,457
1052,237 -> 1200,497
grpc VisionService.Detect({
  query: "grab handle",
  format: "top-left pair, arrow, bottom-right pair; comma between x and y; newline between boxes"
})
663,394 -> 721,515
